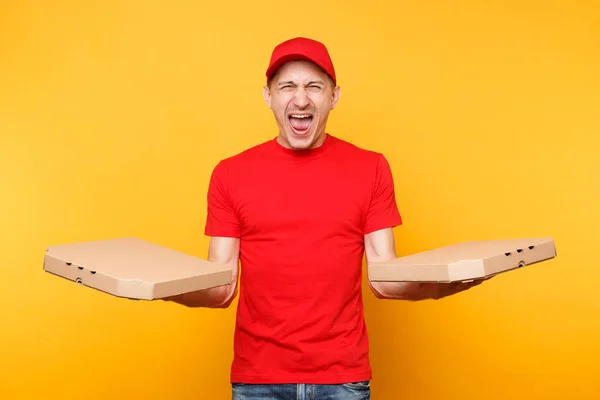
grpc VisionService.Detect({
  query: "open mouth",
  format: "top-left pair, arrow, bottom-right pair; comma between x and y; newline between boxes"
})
288,114 -> 313,136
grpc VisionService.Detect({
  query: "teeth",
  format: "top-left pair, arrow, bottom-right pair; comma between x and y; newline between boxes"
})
290,115 -> 311,118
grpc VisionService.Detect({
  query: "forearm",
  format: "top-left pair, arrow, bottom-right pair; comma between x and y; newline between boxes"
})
166,283 -> 234,308
364,229 -> 484,301
369,277 -> 486,301
364,228 -> 431,300
369,280 -> 435,301
165,237 -> 240,308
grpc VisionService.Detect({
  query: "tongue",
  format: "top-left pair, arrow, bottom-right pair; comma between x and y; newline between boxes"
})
289,117 -> 312,131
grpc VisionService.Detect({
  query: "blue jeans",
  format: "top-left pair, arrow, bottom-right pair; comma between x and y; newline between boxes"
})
231,381 -> 371,399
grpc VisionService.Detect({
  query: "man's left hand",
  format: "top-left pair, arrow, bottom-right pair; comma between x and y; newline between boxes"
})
419,276 -> 493,300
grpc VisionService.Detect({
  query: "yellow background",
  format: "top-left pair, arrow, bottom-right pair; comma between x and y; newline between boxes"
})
1,0 -> 598,398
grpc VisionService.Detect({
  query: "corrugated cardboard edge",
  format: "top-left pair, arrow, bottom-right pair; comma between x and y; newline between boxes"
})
368,262 -> 452,282
43,244 -> 232,300
369,238 -> 557,283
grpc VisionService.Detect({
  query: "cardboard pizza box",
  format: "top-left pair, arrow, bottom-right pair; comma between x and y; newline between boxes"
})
43,237 -> 232,300
368,237 -> 557,283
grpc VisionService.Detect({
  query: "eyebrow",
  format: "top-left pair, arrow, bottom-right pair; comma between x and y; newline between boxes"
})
277,81 -> 295,87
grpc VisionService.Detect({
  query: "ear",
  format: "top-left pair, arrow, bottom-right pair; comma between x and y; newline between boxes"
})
331,85 -> 341,110
262,85 -> 272,109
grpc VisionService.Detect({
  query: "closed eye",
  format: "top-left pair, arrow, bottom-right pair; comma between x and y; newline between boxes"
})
278,81 -> 295,89
306,85 -> 323,92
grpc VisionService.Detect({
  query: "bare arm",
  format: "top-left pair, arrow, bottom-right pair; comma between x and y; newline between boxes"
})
365,228 -> 426,300
365,228 -> 485,300
165,236 -> 240,308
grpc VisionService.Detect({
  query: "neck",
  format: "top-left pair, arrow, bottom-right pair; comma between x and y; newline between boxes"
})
277,131 -> 327,150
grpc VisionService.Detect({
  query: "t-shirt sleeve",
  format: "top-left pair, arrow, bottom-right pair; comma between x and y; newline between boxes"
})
204,160 -> 241,238
363,153 -> 403,235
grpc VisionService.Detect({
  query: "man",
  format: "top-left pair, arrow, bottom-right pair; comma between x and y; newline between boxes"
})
167,37 -> 484,400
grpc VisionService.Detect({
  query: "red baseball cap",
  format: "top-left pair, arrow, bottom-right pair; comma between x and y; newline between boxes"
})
266,37 -> 336,84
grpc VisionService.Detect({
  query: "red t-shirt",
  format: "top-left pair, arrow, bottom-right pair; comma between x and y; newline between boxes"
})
204,134 -> 402,384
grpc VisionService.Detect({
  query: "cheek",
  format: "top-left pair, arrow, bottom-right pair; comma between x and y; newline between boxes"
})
310,97 -> 331,115
271,97 -> 291,113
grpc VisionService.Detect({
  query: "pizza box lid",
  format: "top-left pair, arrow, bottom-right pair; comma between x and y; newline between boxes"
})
368,237 -> 557,283
43,237 -> 232,300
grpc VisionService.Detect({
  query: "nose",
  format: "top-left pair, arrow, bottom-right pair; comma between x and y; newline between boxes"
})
292,88 -> 310,109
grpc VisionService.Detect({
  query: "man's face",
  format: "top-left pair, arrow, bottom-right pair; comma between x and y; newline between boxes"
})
263,60 -> 341,150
